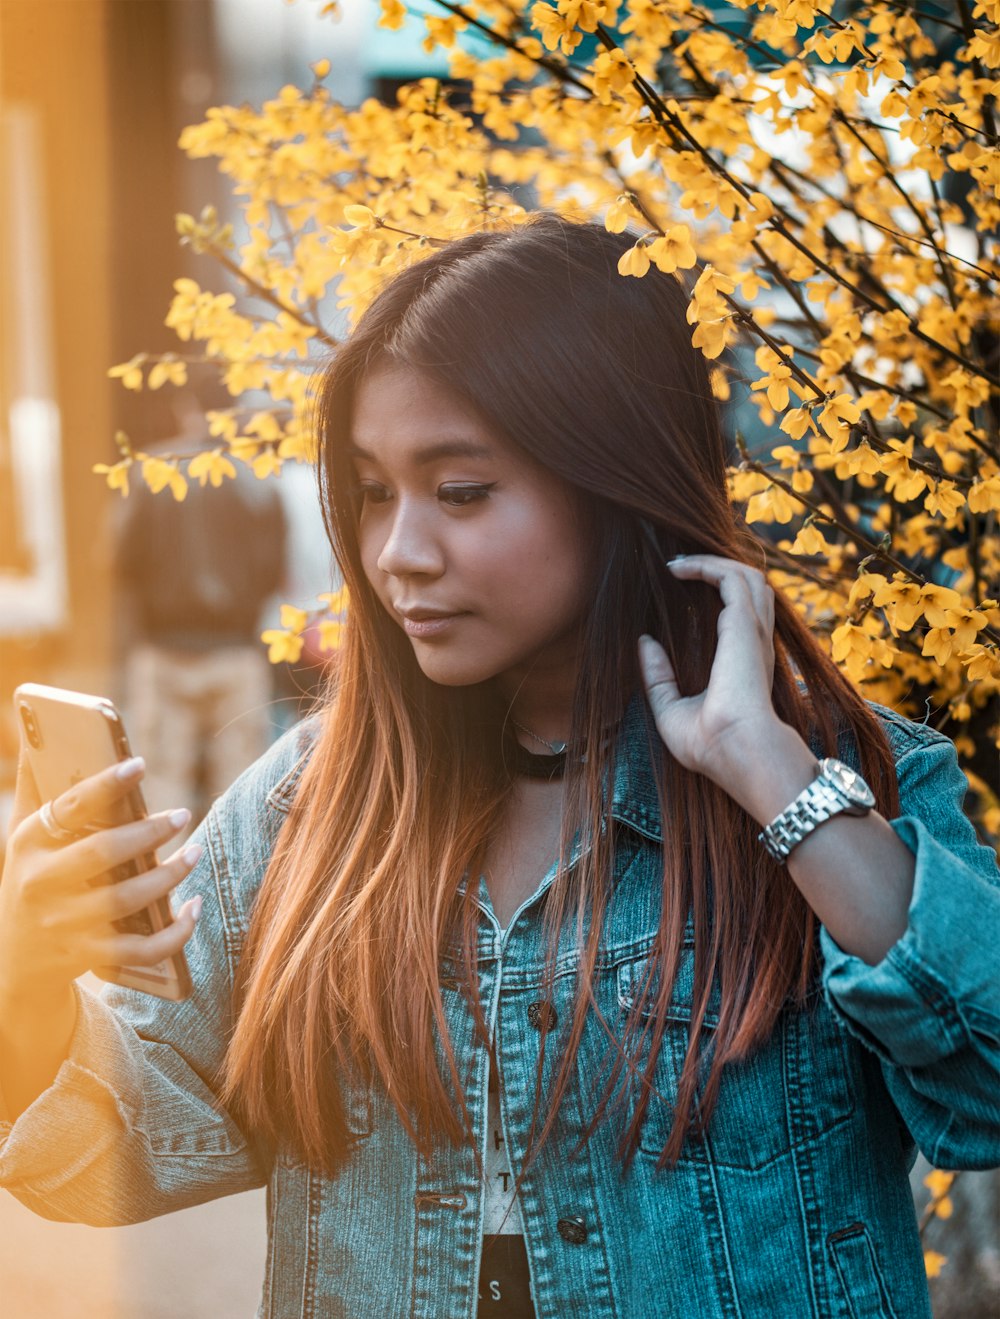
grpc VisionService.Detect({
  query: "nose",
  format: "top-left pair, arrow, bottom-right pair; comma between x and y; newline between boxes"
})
375,495 -> 444,580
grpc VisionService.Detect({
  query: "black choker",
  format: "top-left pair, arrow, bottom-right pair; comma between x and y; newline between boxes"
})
512,743 -> 569,780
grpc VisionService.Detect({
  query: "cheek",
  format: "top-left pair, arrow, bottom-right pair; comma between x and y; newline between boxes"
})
487,506 -> 589,616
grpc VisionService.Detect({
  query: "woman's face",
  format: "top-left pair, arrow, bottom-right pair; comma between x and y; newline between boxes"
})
349,362 -> 592,696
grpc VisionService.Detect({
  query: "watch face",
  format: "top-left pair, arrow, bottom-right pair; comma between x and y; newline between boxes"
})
821,758 -> 876,808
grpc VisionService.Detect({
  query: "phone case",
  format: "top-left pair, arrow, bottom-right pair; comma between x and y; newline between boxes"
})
12,683 -> 193,1001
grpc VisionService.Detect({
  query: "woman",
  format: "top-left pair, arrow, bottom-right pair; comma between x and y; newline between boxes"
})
1,213 -> 998,1318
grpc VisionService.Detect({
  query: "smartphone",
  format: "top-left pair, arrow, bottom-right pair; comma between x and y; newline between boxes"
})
12,683 -> 193,1001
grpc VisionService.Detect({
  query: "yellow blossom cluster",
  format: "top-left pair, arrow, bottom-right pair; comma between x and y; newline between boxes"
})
96,0 -> 1000,854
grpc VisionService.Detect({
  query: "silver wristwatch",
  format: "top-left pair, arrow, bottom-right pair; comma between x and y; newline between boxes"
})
758,757 -> 875,862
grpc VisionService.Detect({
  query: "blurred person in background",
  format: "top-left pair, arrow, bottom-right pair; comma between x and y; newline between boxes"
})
114,385 -> 287,835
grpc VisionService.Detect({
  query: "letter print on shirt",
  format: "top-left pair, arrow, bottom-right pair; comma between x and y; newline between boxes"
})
477,1058 -> 536,1317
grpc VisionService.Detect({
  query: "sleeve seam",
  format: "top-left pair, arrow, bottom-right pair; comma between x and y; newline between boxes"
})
206,810 -> 241,1003
61,1059 -> 140,1131
866,701 -> 953,759
885,942 -> 965,1049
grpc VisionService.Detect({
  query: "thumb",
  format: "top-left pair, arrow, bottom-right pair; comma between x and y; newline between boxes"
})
638,634 -> 680,723
7,740 -> 42,840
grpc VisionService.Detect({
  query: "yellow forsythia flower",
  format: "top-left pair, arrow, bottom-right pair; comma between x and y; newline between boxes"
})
279,604 -> 310,634
316,620 -> 344,651
790,523 -> 829,556
709,368 -> 730,401
966,30 -> 1000,68
746,484 -> 797,524
343,204 -> 378,231
848,572 -> 888,607
141,457 -> 188,502
92,459 -> 132,498
252,450 -> 283,479
962,644 -> 1000,681
377,0 -> 406,31
147,358 -> 188,390
108,355 -> 145,391
261,629 -> 305,665
920,583 -> 964,626
318,586 -> 350,614
871,576 -> 924,632
592,49 -> 636,104
647,226 -> 697,274
188,449 -> 237,488
690,318 -> 732,360
605,196 -> 634,234
923,1250 -> 947,1279
618,242 -> 651,278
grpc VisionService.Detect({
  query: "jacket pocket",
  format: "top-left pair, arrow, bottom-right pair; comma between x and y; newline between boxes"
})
614,951 -> 855,1171
139,1041 -> 252,1158
828,1222 -> 901,1318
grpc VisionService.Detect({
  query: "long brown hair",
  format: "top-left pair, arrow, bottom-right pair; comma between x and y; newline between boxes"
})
219,213 -> 899,1175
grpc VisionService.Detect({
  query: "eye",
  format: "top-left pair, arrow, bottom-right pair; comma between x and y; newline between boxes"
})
352,480 -> 390,505
438,483 -> 496,507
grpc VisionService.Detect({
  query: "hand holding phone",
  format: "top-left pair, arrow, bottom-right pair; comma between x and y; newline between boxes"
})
2,685 -> 199,1002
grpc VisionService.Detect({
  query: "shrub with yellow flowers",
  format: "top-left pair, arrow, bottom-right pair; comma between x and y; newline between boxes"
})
97,4 -> 999,1283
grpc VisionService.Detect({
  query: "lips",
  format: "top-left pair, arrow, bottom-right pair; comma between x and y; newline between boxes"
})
396,606 -> 462,621
397,609 -> 467,638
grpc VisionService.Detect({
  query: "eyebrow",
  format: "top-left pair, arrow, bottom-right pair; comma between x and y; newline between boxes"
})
346,439 -> 497,466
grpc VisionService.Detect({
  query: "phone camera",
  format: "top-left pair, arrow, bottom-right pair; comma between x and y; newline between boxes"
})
18,703 -> 43,750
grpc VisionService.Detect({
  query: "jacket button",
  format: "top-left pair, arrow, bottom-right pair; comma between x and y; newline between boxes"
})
527,1000 -> 558,1030
557,1216 -> 588,1245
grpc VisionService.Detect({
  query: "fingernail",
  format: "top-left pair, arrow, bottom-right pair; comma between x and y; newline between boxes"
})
667,555 -> 687,564
169,807 -> 191,829
190,895 -> 203,923
116,756 -> 145,780
181,843 -> 203,866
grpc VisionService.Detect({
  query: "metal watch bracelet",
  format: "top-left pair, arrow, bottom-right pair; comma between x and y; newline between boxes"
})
758,776 -> 850,862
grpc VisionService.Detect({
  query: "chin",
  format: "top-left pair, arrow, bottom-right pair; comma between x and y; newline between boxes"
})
409,647 -> 509,689
415,661 -> 499,688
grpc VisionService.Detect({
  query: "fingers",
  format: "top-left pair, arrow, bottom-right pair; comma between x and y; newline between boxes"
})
19,755 -> 150,853
667,555 -> 775,642
76,841 -> 204,930
92,894 -> 203,974
26,807 -> 193,904
667,553 -> 773,604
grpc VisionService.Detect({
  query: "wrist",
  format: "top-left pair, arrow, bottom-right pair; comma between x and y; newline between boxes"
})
0,970 -> 76,1017
711,720 -> 819,825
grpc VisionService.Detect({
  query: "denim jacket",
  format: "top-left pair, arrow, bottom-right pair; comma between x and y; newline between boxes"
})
2,696 -> 999,1318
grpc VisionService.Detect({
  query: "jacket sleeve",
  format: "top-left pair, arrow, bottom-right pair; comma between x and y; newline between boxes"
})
819,718 -> 1000,1171
0,807 -> 267,1226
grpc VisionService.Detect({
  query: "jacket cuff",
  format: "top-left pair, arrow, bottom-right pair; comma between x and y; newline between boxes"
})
820,814 -> 1000,1068
0,980 -> 142,1193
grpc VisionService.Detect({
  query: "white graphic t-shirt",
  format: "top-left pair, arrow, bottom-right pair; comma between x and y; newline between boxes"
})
483,1062 -> 525,1235
478,1060 -> 535,1315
